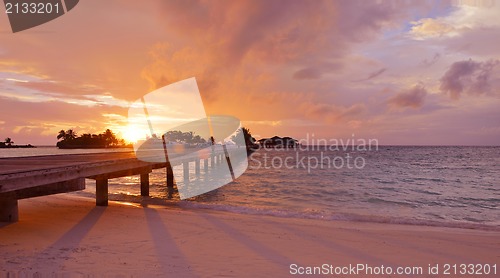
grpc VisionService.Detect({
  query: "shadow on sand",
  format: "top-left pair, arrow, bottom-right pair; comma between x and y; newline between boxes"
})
143,207 -> 196,276
27,206 -> 106,271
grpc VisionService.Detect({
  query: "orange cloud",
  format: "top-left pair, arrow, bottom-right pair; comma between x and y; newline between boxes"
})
1,1 -> 498,145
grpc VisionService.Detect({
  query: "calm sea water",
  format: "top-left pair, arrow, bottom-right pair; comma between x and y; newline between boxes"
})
2,146 -> 499,230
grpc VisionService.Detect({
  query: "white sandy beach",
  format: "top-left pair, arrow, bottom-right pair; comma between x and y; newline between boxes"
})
0,194 -> 498,277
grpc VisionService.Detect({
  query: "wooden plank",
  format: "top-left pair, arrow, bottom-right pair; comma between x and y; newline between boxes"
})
87,166 -> 152,180
0,151 -> 137,175
15,178 -> 85,199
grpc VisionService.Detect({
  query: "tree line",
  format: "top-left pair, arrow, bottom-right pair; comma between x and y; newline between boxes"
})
56,129 -> 129,149
0,137 -> 35,148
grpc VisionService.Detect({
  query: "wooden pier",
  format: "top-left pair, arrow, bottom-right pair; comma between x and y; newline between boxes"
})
0,151 -> 228,222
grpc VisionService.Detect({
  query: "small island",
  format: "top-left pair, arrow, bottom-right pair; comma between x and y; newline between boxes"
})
56,129 -> 131,149
0,137 -> 35,148
257,136 -> 298,148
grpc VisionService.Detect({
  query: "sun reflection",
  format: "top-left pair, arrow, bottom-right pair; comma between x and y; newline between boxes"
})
113,201 -> 142,208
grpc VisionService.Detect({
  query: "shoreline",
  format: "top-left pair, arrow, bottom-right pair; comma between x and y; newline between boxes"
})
74,190 -> 500,232
0,145 -> 35,149
1,194 -> 498,277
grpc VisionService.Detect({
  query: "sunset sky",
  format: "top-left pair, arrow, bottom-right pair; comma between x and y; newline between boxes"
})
1,0 -> 499,145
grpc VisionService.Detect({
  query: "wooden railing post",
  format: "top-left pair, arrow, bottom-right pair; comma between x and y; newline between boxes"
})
195,159 -> 200,177
183,161 -> 189,184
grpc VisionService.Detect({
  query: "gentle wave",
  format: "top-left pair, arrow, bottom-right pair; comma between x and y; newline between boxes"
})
153,195 -> 500,231
70,191 -> 500,231
177,202 -> 500,231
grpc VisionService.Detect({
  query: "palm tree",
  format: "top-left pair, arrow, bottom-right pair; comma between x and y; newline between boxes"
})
103,129 -> 118,147
57,130 -> 66,141
231,127 -> 257,147
241,127 -> 256,146
66,129 -> 77,141
57,129 -> 77,142
4,137 -> 14,146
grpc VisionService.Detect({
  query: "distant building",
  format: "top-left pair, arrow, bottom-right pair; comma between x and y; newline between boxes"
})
257,136 -> 298,148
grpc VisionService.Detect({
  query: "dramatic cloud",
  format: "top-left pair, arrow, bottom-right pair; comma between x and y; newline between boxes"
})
440,59 -> 499,99
388,84 -> 427,109
146,0 -> 420,89
0,1 -> 499,145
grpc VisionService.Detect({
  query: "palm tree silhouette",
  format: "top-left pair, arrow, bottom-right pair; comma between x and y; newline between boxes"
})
4,137 -> 14,146
57,129 -> 77,141
241,127 -> 256,146
57,130 -> 66,141
103,129 -> 118,147
66,129 -> 77,140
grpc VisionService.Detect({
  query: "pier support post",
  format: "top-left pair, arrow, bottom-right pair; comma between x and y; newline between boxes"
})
166,163 -> 174,199
183,161 -> 189,184
96,178 -> 108,206
204,159 -> 208,173
140,173 -> 149,197
0,193 -> 18,222
211,154 -> 215,167
195,159 -> 200,177
218,154 -> 223,164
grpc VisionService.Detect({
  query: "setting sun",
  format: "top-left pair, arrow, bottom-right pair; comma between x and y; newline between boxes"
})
119,125 -> 149,144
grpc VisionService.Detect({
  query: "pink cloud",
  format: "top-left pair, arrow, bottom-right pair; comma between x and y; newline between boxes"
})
292,67 -> 322,80
440,59 -> 499,99
388,84 -> 427,109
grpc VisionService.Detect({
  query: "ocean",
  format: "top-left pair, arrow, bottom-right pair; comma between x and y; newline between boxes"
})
1,146 -> 499,230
